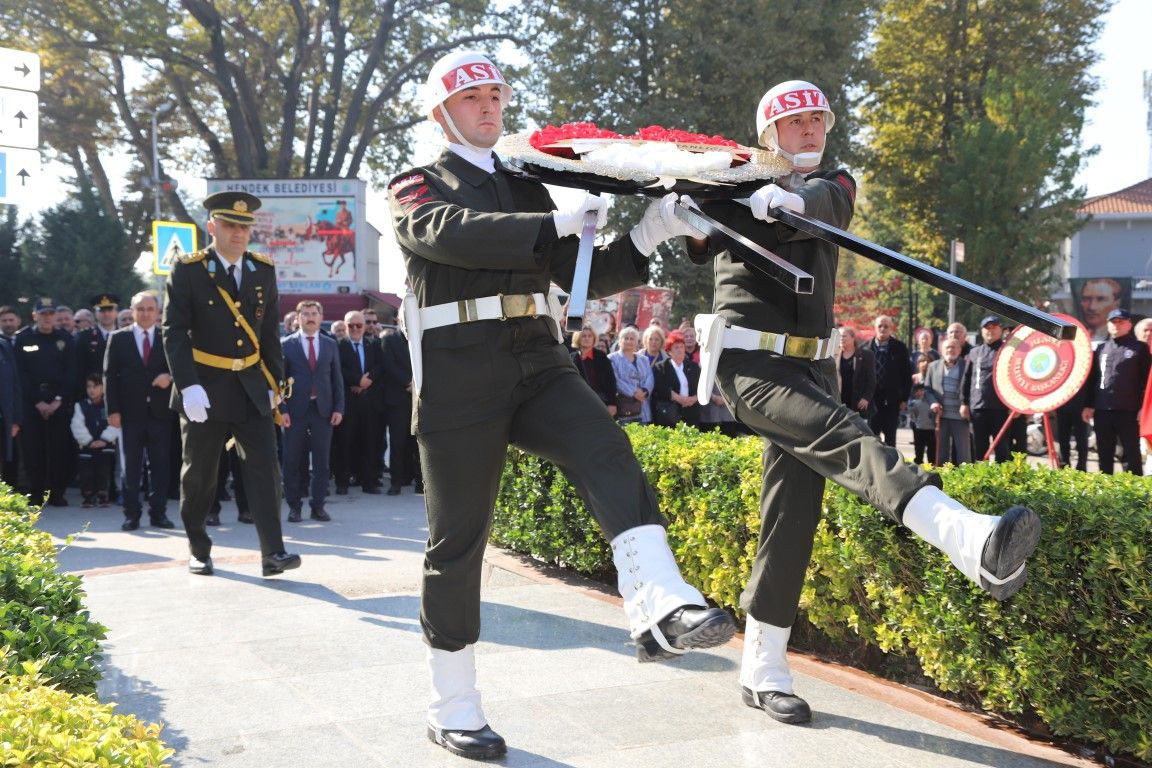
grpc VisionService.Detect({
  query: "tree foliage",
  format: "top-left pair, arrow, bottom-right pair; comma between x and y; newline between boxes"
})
518,0 -> 875,322
859,0 -> 1106,330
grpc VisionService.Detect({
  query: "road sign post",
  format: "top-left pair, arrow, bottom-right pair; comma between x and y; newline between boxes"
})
0,46 -> 40,207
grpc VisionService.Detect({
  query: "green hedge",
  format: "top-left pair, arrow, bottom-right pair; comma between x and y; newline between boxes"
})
492,424 -> 1152,762
0,486 -> 174,767
0,654 -> 173,767
0,487 -> 106,694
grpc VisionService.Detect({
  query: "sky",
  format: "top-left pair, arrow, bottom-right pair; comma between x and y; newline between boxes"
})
5,0 -> 1151,294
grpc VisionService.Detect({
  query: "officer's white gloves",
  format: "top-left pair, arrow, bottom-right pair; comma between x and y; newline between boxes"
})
553,193 -> 608,238
181,385 -> 210,423
630,192 -> 708,255
749,183 -> 805,222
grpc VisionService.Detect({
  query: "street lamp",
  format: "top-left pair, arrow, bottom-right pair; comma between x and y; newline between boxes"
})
151,101 -> 176,220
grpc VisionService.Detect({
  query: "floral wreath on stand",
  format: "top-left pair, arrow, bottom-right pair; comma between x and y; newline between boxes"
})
497,122 -> 792,196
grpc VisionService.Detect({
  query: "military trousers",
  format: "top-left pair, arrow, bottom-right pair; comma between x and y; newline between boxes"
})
418,358 -> 665,652
716,349 -> 940,628
179,411 -> 285,560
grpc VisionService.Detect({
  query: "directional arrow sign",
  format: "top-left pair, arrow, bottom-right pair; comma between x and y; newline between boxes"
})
0,47 -> 40,93
0,147 -> 41,205
0,88 -> 38,149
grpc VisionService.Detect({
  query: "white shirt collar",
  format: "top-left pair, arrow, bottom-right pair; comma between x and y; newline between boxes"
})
447,142 -> 496,173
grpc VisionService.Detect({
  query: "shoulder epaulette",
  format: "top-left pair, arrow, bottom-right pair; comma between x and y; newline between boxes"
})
180,248 -> 209,264
248,251 -> 275,266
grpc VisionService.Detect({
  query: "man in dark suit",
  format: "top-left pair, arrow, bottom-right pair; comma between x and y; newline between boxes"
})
104,291 -> 175,530
0,333 -> 21,490
866,314 -> 912,446
333,310 -> 384,495
381,327 -> 421,494
280,300 -> 344,521
163,191 -> 300,577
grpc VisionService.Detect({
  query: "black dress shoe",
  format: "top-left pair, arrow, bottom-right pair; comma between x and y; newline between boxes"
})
636,605 -> 736,662
204,512 -> 221,526
362,486 -> 382,495
188,556 -> 214,575
121,519 -> 140,531
980,506 -> 1041,600
150,515 -> 175,529
335,485 -> 349,495
310,507 -> 331,521
742,686 -> 812,724
237,511 -> 254,524
286,507 -> 302,523
262,551 -> 301,576
386,485 -> 401,496
427,724 -> 506,760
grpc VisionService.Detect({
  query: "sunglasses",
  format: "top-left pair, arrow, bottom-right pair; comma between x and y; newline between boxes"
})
346,323 -> 364,328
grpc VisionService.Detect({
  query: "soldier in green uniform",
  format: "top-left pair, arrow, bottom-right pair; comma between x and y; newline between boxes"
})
162,191 -> 300,578
389,50 -> 734,761
689,80 -> 1041,725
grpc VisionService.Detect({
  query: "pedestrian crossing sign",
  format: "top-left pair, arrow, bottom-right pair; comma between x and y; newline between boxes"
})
153,221 -> 197,276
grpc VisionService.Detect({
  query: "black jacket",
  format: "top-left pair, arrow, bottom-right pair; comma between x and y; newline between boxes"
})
651,357 -> 701,426
338,336 -> 386,413
104,326 -> 173,421
570,348 -> 617,407
867,336 -> 912,407
962,339 -> 1007,411
1085,333 -> 1151,411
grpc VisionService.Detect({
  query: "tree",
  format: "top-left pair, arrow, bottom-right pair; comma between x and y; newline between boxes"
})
19,184 -> 144,311
519,0 -> 875,321
860,0 -> 1106,330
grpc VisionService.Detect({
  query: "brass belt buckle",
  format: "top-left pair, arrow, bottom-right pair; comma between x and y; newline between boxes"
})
231,358 -> 245,371
784,335 -> 818,359
499,293 -> 532,320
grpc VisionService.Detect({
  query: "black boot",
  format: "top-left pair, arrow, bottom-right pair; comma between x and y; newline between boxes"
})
427,724 -> 506,760
636,605 -> 736,662
980,506 -> 1041,600
742,686 -> 812,724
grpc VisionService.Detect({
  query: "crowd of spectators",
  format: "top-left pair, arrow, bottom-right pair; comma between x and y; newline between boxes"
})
0,294 -> 422,526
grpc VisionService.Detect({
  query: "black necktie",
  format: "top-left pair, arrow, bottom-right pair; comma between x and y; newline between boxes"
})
227,264 -> 237,294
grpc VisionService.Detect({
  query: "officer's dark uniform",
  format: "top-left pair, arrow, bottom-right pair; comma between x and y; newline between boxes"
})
697,172 -> 941,628
963,334 -> 1013,461
1084,324 -> 1151,475
389,150 -> 663,651
14,300 -> 77,505
162,193 -> 289,563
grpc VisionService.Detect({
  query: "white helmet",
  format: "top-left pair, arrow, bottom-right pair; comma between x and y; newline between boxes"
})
755,80 -> 835,167
422,50 -> 513,118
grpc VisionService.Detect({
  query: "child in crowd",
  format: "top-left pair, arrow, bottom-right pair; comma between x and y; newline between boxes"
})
906,382 -> 937,466
71,372 -> 121,508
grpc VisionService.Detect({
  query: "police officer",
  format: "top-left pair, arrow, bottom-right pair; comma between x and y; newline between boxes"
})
690,79 -> 1041,724
1083,308 -> 1151,474
163,191 -> 300,577
961,315 -> 1020,461
13,298 -> 76,506
389,50 -> 731,760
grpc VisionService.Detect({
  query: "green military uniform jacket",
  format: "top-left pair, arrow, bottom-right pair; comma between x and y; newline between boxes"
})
388,149 -> 648,434
697,170 -> 856,336
163,247 -> 283,423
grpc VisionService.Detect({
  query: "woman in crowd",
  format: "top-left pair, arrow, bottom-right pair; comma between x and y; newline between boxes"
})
837,326 -> 876,420
651,329 -> 701,427
570,326 -> 617,417
679,323 -> 701,364
641,325 -> 666,368
911,329 -> 939,368
608,326 -> 652,424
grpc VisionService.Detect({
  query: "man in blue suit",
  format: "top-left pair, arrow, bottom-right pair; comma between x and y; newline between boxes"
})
280,300 -> 344,521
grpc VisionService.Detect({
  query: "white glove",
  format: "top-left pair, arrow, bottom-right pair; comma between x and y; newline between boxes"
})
181,385 -> 210,423
630,192 -> 679,256
553,193 -> 607,238
749,183 -> 805,222
661,194 -> 707,239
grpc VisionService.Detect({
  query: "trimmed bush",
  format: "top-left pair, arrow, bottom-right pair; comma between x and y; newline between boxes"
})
0,654 -> 173,767
492,424 -> 1152,762
0,487 -> 106,694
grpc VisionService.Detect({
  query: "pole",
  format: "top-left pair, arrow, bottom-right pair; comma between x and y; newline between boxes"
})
948,239 -> 957,326
151,102 -> 175,220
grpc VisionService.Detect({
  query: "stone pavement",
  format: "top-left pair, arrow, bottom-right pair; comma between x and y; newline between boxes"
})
40,473 -> 1093,768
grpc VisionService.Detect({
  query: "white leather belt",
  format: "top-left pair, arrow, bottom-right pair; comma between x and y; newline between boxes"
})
420,293 -> 548,331
723,324 -> 840,361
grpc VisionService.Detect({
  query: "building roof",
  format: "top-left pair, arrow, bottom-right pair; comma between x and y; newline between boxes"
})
1080,178 -> 1152,215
